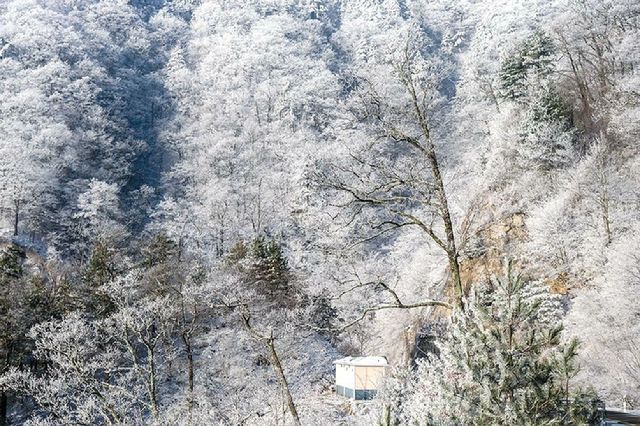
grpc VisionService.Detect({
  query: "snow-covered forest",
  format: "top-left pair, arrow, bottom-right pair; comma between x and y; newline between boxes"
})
0,0 -> 639,424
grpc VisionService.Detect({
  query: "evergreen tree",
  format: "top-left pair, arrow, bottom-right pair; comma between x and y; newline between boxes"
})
249,236 -> 290,297
528,87 -> 573,127
499,54 -> 528,101
227,236 -> 295,304
79,241 -> 125,316
141,233 -> 178,268
518,85 -> 576,170
398,263 -> 599,425
499,31 -> 556,101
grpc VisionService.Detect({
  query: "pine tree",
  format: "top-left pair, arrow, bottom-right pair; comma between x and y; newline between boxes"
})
80,241 -> 123,316
499,31 -> 556,101
248,236 -> 292,301
399,262 -> 599,425
142,233 -> 178,268
227,237 -> 295,304
499,54 -> 528,100
528,87 -> 573,126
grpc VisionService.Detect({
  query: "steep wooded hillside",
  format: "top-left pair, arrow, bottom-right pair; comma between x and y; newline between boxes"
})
0,0 -> 639,424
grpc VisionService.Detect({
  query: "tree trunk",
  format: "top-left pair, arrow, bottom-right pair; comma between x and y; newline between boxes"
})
182,331 -> 194,415
426,145 -> 463,303
381,404 -> 391,426
601,196 -> 612,246
423,129 -> 464,310
240,312 -> 301,426
186,343 -> 194,397
146,345 -> 159,418
447,250 -> 463,308
601,182 -> 612,245
264,334 -> 301,426
403,64 -> 465,310
13,201 -> 19,237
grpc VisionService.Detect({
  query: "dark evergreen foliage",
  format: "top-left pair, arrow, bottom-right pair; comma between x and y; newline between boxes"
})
499,31 -> 556,101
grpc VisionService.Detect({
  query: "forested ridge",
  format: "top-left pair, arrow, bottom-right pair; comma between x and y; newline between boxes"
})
0,0 -> 639,424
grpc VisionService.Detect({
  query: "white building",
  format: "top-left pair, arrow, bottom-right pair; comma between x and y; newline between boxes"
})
334,356 -> 389,400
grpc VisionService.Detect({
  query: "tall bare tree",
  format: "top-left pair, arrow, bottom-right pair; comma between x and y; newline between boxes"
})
321,39 -> 465,309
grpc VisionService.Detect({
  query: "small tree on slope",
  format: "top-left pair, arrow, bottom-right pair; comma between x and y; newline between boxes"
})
394,263 -> 598,425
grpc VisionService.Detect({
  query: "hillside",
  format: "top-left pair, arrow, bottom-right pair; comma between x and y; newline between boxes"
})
0,0 -> 639,424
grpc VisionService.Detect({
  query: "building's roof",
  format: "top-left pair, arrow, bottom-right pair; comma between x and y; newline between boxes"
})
333,356 -> 389,367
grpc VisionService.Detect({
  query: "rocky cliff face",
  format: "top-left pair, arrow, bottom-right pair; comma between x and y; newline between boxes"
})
460,212 -> 528,288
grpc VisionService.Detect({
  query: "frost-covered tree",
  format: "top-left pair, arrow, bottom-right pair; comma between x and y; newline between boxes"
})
74,180 -> 128,249
2,0 -> 640,422
321,29 -> 467,308
0,271 -> 185,424
564,225 -> 640,404
159,0 -> 340,260
0,0 -> 184,249
393,263 -> 598,425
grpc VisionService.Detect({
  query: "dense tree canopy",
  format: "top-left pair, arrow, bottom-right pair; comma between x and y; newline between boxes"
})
0,0 -> 639,424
